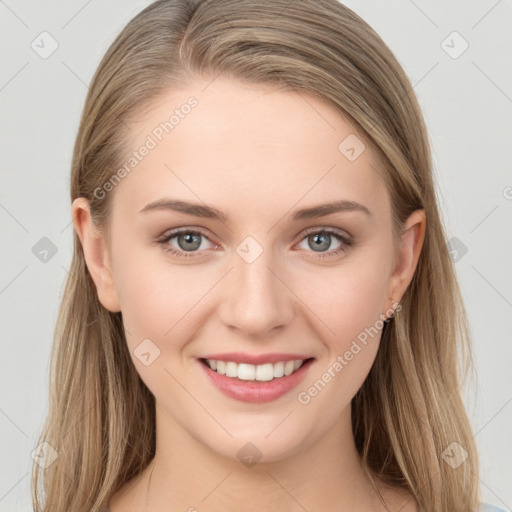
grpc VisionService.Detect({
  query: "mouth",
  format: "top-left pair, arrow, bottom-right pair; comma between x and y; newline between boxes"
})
197,354 -> 315,403
200,357 -> 312,381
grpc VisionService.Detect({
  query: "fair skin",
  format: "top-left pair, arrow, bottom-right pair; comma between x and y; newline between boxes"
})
73,78 -> 425,511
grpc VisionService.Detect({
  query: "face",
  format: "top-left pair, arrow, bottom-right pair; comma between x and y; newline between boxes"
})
78,77 -> 422,464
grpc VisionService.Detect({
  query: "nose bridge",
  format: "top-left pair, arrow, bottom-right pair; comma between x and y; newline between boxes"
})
218,235 -> 294,336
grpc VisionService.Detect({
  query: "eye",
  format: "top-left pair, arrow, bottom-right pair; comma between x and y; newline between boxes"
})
295,228 -> 353,259
156,228 -> 217,259
156,227 -> 353,260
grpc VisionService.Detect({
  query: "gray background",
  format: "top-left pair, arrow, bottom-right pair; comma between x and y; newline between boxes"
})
1,0 -> 511,510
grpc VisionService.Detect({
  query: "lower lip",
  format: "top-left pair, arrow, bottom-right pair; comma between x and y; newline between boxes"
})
198,358 -> 314,403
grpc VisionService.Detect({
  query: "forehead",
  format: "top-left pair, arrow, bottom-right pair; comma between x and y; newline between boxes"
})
111,77 -> 389,223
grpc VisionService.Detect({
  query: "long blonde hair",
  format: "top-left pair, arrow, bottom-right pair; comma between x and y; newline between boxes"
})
32,1 -> 480,510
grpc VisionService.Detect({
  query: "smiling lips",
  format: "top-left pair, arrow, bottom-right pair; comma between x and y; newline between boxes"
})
198,352 -> 314,403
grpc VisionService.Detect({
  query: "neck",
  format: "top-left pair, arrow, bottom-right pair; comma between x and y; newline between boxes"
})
140,403 -> 387,512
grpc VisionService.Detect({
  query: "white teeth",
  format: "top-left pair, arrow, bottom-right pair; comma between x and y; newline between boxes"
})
273,361 -> 284,378
255,363 -> 274,381
205,358 -> 307,381
216,360 -> 226,375
225,361 -> 238,378
284,360 -> 295,376
237,363 -> 255,381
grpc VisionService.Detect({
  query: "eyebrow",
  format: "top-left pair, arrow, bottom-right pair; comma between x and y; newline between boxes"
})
138,198 -> 371,222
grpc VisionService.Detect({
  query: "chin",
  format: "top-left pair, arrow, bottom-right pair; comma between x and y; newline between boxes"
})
206,421 -> 317,466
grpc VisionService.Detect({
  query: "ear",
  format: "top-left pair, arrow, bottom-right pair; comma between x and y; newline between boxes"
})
72,198 -> 121,312
384,209 -> 426,315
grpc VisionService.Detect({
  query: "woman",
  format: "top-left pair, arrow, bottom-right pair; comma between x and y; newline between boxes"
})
32,1 -> 502,511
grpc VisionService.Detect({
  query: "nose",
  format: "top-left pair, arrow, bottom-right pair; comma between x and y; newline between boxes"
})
217,244 -> 295,338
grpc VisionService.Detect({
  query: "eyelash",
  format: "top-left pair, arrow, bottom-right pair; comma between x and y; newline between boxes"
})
156,226 -> 353,260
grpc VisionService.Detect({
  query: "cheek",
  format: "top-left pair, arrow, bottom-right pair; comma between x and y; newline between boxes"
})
110,250 -> 209,394
303,255 -> 390,347
111,240 -> 215,349
110,236 -> 169,339
294,263 -> 389,417
293,246 -> 392,401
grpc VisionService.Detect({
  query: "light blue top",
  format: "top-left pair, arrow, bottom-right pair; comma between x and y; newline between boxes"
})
480,504 -> 509,512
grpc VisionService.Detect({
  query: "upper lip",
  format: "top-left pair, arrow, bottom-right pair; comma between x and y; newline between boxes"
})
200,352 -> 314,365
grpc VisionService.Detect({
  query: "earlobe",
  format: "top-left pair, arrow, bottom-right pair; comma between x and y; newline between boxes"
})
72,198 -> 121,313
386,209 -> 426,310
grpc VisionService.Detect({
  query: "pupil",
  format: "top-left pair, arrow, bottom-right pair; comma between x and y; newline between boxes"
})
310,233 -> 330,252
179,233 -> 201,251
